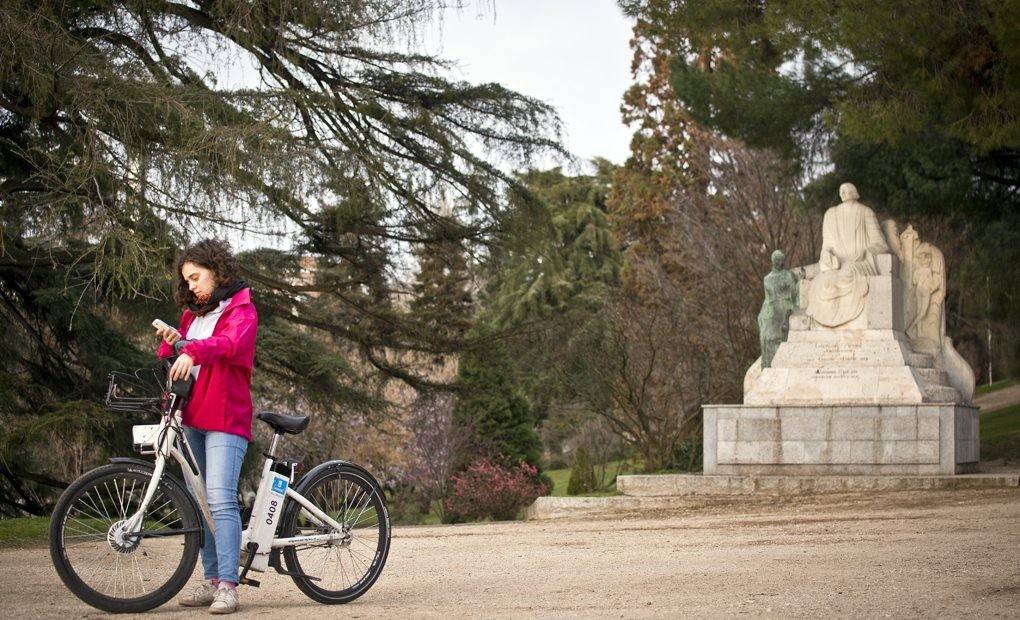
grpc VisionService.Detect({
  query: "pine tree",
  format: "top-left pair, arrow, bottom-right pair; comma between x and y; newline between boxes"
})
608,18 -> 707,299
490,163 -> 622,326
621,0 -> 1018,220
409,205 -> 473,357
452,345 -> 542,469
566,446 -> 598,495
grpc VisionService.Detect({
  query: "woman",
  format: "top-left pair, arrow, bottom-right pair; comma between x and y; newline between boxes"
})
155,239 -> 258,615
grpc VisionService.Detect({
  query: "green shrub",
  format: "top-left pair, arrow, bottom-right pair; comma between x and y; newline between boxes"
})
670,437 -> 703,472
567,446 -> 598,495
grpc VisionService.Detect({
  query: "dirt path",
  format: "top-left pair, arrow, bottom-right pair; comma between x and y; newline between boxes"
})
974,383 -> 1020,412
4,488 -> 1018,618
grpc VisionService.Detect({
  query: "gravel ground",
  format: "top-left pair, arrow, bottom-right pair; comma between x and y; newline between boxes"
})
5,488 -> 1018,618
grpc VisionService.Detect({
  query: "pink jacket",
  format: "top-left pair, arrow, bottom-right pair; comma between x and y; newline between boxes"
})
157,288 -> 258,440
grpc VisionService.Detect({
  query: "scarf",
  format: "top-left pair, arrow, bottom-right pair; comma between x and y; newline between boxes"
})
188,280 -> 248,316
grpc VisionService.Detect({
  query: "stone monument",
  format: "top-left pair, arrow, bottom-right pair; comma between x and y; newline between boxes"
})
706,183 -> 978,476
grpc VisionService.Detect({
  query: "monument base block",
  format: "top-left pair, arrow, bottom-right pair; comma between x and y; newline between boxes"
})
703,404 -> 978,475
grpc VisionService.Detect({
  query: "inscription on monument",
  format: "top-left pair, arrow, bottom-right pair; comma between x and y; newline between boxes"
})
816,343 -> 870,363
812,368 -> 860,380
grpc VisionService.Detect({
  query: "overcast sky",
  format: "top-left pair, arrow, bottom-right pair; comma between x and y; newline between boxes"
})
211,1 -> 636,166
208,2 -> 636,248
422,1 -> 636,167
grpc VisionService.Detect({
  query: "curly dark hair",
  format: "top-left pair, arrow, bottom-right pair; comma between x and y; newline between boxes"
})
174,239 -> 240,308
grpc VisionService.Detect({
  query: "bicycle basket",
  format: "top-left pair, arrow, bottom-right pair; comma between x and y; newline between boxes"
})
105,367 -> 165,414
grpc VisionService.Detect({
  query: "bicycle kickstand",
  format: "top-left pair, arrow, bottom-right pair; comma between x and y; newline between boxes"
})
238,541 -> 260,587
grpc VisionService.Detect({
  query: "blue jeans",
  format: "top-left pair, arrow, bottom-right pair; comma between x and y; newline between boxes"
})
183,427 -> 247,583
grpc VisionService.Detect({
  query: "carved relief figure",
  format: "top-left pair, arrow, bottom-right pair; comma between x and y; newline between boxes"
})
907,246 -> 944,348
805,183 -> 890,327
894,223 -> 974,402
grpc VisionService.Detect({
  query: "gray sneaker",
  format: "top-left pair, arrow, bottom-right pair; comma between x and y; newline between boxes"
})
178,581 -> 217,607
209,586 -> 239,614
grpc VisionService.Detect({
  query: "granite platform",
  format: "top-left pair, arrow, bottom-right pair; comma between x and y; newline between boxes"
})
703,404 -> 978,475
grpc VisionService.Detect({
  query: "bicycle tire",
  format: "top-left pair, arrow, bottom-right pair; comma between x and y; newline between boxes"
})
280,462 -> 391,604
49,463 -> 201,613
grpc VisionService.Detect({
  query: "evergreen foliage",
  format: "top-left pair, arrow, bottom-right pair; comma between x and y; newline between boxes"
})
621,0 -> 1018,220
448,164 -> 623,473
410,210 -> 473,353
490,162 -> 622,326
0,1 -> 561,515
452,343 -> 542,468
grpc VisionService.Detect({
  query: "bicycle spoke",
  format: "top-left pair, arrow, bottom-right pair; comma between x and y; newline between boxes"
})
317,545 -> 331,580
102,482 -> 121,520
57,469 -> 197,604
114,478 -> 127,519
286,469 -> 388,600
66,512 -> 107,536
349,498 -> 376,529
78,490 -> 111,524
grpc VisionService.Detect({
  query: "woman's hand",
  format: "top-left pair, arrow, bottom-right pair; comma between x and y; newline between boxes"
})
156,324 -> 181,346
168,354 -> 195,381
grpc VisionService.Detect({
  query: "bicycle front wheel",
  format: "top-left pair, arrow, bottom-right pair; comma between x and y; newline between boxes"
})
49,463 -> 201,613
281,462 -> 391,604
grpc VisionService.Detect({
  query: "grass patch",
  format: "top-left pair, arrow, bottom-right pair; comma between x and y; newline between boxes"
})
391,507 -> 443,527
982,403 -> 1020,442
0,516 -> 49,546
981,403 -> 1020,462
546,459 -> 638,497
976,378 -> 1017,396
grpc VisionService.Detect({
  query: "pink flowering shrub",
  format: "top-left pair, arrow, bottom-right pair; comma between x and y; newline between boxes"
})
443,458 -> 550,522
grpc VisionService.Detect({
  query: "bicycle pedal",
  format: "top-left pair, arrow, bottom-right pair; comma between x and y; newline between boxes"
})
239,577 -> 260,587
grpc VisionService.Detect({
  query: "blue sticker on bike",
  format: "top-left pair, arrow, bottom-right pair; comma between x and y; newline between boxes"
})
272,477 -> 288,495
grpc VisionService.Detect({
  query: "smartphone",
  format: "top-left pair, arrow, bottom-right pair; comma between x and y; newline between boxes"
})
152,319 -> 181,338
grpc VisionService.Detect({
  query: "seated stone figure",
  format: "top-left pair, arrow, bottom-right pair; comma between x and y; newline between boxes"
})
806,183 -> 890,327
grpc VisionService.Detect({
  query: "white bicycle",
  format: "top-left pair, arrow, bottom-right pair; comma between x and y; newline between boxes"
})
48,352 -> 391,613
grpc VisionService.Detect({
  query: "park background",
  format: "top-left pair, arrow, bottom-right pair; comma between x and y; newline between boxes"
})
1,0 -> 1017,532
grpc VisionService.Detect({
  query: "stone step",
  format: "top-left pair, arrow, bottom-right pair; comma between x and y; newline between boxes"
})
914,367 -> 948,385
615,473 -> 1018,498
525,473 -> 1020,520
924,385 -> 961,403
907,352 -> 935,368
524,496 -> 694,520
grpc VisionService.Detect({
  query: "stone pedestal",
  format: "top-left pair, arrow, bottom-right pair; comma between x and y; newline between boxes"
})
703,404 -> 979,475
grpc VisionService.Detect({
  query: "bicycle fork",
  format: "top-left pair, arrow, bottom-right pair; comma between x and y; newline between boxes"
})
124,417 -> 216,538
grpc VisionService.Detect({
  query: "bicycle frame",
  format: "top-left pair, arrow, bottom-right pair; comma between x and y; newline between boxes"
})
126,402 -> 349,574
240,433 -> 349,573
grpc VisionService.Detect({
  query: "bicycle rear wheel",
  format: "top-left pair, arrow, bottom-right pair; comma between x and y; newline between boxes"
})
281,463 -> 391,604
49,463 -> 201,613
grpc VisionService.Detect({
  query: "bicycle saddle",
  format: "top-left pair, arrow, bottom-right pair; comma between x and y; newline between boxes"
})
257,411 -> 310,435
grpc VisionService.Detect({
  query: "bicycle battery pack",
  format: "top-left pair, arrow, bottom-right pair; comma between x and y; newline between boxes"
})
243,469 -> 290,572
132,424 -> 161,455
